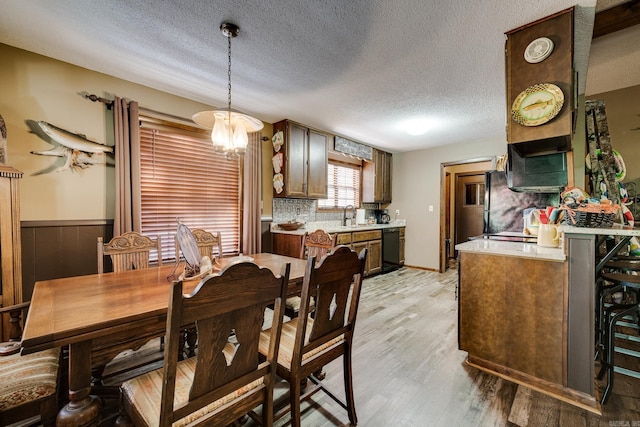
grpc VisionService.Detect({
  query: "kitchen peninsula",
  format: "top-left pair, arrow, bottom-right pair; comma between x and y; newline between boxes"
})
270,221 -> 405,276
455,235 -> 599,411
457,225 -> 640,413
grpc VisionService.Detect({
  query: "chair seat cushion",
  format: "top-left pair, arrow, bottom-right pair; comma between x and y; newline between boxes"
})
122,350 -> 263,427
284,296 -> 314,313
0,347 -> 60,411
259,317 -> 342,369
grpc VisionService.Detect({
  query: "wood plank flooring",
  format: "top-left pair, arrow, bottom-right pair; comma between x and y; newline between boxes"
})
97,265 -> 640,426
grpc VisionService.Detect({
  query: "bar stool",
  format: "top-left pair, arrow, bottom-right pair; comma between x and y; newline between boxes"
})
597,271 -> 640,404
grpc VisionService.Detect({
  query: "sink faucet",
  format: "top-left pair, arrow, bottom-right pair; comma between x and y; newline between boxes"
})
343,204 -> 355,226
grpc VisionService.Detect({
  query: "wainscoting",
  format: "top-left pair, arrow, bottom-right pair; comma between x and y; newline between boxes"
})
21,220 -> 113,301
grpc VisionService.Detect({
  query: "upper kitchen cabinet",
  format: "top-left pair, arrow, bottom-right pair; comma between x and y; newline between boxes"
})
363,149 -> 392,204
272,119 -> 328,199
505,7 -> 574,157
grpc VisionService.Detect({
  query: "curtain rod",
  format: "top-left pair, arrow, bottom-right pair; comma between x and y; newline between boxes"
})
83,92 -> 199,125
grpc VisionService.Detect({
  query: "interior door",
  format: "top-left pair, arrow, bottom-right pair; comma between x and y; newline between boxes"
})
455,173 -> 485,248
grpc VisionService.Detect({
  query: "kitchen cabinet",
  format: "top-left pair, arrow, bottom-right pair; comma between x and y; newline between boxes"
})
272,228 -> 382,276
505,8 -> 574,156
272,233 -> 302,258
363,149 -> 392,203
272,119 -> 328,199
352,230 -> 382,275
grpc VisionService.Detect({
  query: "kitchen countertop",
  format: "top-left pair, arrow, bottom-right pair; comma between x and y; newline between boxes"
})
455,238 -> 565,262
560,223 -> 640,236
270,220 -> 406,235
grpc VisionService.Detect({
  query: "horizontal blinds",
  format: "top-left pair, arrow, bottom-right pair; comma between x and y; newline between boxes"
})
318,161 -> 361,209
139,125 -> 240,261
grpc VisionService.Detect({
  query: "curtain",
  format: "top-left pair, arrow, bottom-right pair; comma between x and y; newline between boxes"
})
242,132 -> 262,254
113,97 -> 141,235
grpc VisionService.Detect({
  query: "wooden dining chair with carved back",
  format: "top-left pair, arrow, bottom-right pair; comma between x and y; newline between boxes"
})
174,228 -> 223,263
284,229 -> 336,319
95,231 -> 163,387
117,261 -> 290,427
97,231 -> 162,274
0,302 -> 61,427
258,245 -> 367,427
174,229 -> 223,357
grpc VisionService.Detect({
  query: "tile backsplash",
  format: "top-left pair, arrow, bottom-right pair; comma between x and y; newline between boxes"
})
272,199 -> 379,223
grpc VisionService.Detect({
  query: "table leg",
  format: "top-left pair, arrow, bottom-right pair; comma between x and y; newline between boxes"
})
57,341 -> 102,427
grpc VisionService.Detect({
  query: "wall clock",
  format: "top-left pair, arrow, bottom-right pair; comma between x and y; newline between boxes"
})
511,83 -> 564,127
524,37 -> 554,63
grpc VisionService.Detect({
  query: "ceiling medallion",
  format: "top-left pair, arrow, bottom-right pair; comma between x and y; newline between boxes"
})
524,37 -> 554,64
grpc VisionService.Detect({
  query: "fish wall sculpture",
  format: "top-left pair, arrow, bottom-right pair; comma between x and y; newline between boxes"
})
27,120 -> 115,173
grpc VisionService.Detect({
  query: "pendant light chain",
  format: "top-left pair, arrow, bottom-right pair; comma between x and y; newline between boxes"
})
227,33 -> 232,112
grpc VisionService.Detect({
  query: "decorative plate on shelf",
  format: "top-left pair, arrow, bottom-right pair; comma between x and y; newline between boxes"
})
524,37 -> 554,64
511,83 -> 564,127
272,131 -> 283,152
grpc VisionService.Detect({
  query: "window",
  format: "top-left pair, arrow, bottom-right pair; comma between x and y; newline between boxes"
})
318,161 -> 361,209
139,122 -> 240,261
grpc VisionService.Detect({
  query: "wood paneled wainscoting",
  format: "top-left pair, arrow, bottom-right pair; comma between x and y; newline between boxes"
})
21,220 -> 113,301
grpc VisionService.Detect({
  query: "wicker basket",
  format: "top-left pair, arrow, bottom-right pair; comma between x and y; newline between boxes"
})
563,203 -> 620,228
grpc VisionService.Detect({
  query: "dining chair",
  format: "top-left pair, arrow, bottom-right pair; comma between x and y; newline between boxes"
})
0,302 -> 61,426
117,260 -> 290,427
175,228 -> 223,265
95,231 -> 163,385
97,231 -> 162,274
284,229 -> 336,319
259,245 -> 367,427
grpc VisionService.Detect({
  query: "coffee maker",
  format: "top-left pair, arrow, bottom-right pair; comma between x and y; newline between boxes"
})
374,209 -> 391,224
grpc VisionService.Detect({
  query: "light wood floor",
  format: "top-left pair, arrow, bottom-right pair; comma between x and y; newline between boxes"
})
99,265 -> 640,426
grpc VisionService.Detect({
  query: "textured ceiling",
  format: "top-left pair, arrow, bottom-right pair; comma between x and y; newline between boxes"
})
0,0 -> 636,153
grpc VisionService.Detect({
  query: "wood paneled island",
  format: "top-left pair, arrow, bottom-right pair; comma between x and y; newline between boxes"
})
456,237 -> 601,413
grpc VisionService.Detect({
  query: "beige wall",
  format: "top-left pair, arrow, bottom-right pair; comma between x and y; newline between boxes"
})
392,139 -> 508,270
0,43 -> 272,221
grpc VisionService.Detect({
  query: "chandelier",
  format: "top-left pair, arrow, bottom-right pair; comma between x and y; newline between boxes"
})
193,22 -> 263,156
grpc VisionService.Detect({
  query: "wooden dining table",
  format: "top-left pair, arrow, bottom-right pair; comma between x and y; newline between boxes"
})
21,253 -> 307,426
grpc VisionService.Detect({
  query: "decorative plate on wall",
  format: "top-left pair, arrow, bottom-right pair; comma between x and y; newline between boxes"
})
524,37 -> 554,63
511,83 -> 564,127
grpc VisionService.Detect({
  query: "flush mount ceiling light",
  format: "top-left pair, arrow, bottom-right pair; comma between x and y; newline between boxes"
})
193,22 -> 264,156
402,119 -> 431,136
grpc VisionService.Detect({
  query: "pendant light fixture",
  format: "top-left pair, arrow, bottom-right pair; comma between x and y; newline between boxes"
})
193,22 -> 263,156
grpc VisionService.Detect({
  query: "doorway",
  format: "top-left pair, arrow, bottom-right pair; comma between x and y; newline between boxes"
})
454,173 -> 485,249
439,158 -> 494,273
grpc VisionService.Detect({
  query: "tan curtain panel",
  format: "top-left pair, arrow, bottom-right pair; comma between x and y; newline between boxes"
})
242,132 -> 262,254
113,97 -> 141,235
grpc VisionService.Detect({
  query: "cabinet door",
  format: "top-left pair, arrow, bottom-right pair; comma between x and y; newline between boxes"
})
368,240 -> 382,275
351,242 -> 369,275
306,129 -> 328,198
286,122 -> 307,198
363,149 -> 392,203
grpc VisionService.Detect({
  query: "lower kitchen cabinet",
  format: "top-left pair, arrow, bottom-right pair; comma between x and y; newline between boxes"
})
272,233 -> 303,258
272,229 -> 382,276
352,230 -> 382,275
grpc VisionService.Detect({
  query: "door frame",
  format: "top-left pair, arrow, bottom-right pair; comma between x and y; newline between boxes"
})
439,157 -> 495,273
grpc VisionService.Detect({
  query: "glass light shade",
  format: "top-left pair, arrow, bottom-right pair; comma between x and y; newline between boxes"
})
211,112 -> 230,152
232,119 -> 248,152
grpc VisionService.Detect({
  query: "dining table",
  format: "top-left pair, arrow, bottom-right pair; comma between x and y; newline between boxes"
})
21,253 -> 308,426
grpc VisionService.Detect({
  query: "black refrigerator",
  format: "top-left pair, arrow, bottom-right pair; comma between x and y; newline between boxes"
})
484,170 -> 560,234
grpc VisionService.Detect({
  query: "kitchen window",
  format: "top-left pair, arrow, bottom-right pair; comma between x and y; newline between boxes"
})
138,120 -> 240,261
318,160 -> 361,209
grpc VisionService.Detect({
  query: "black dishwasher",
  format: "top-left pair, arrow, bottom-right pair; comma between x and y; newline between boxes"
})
382,228 -> 401,273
